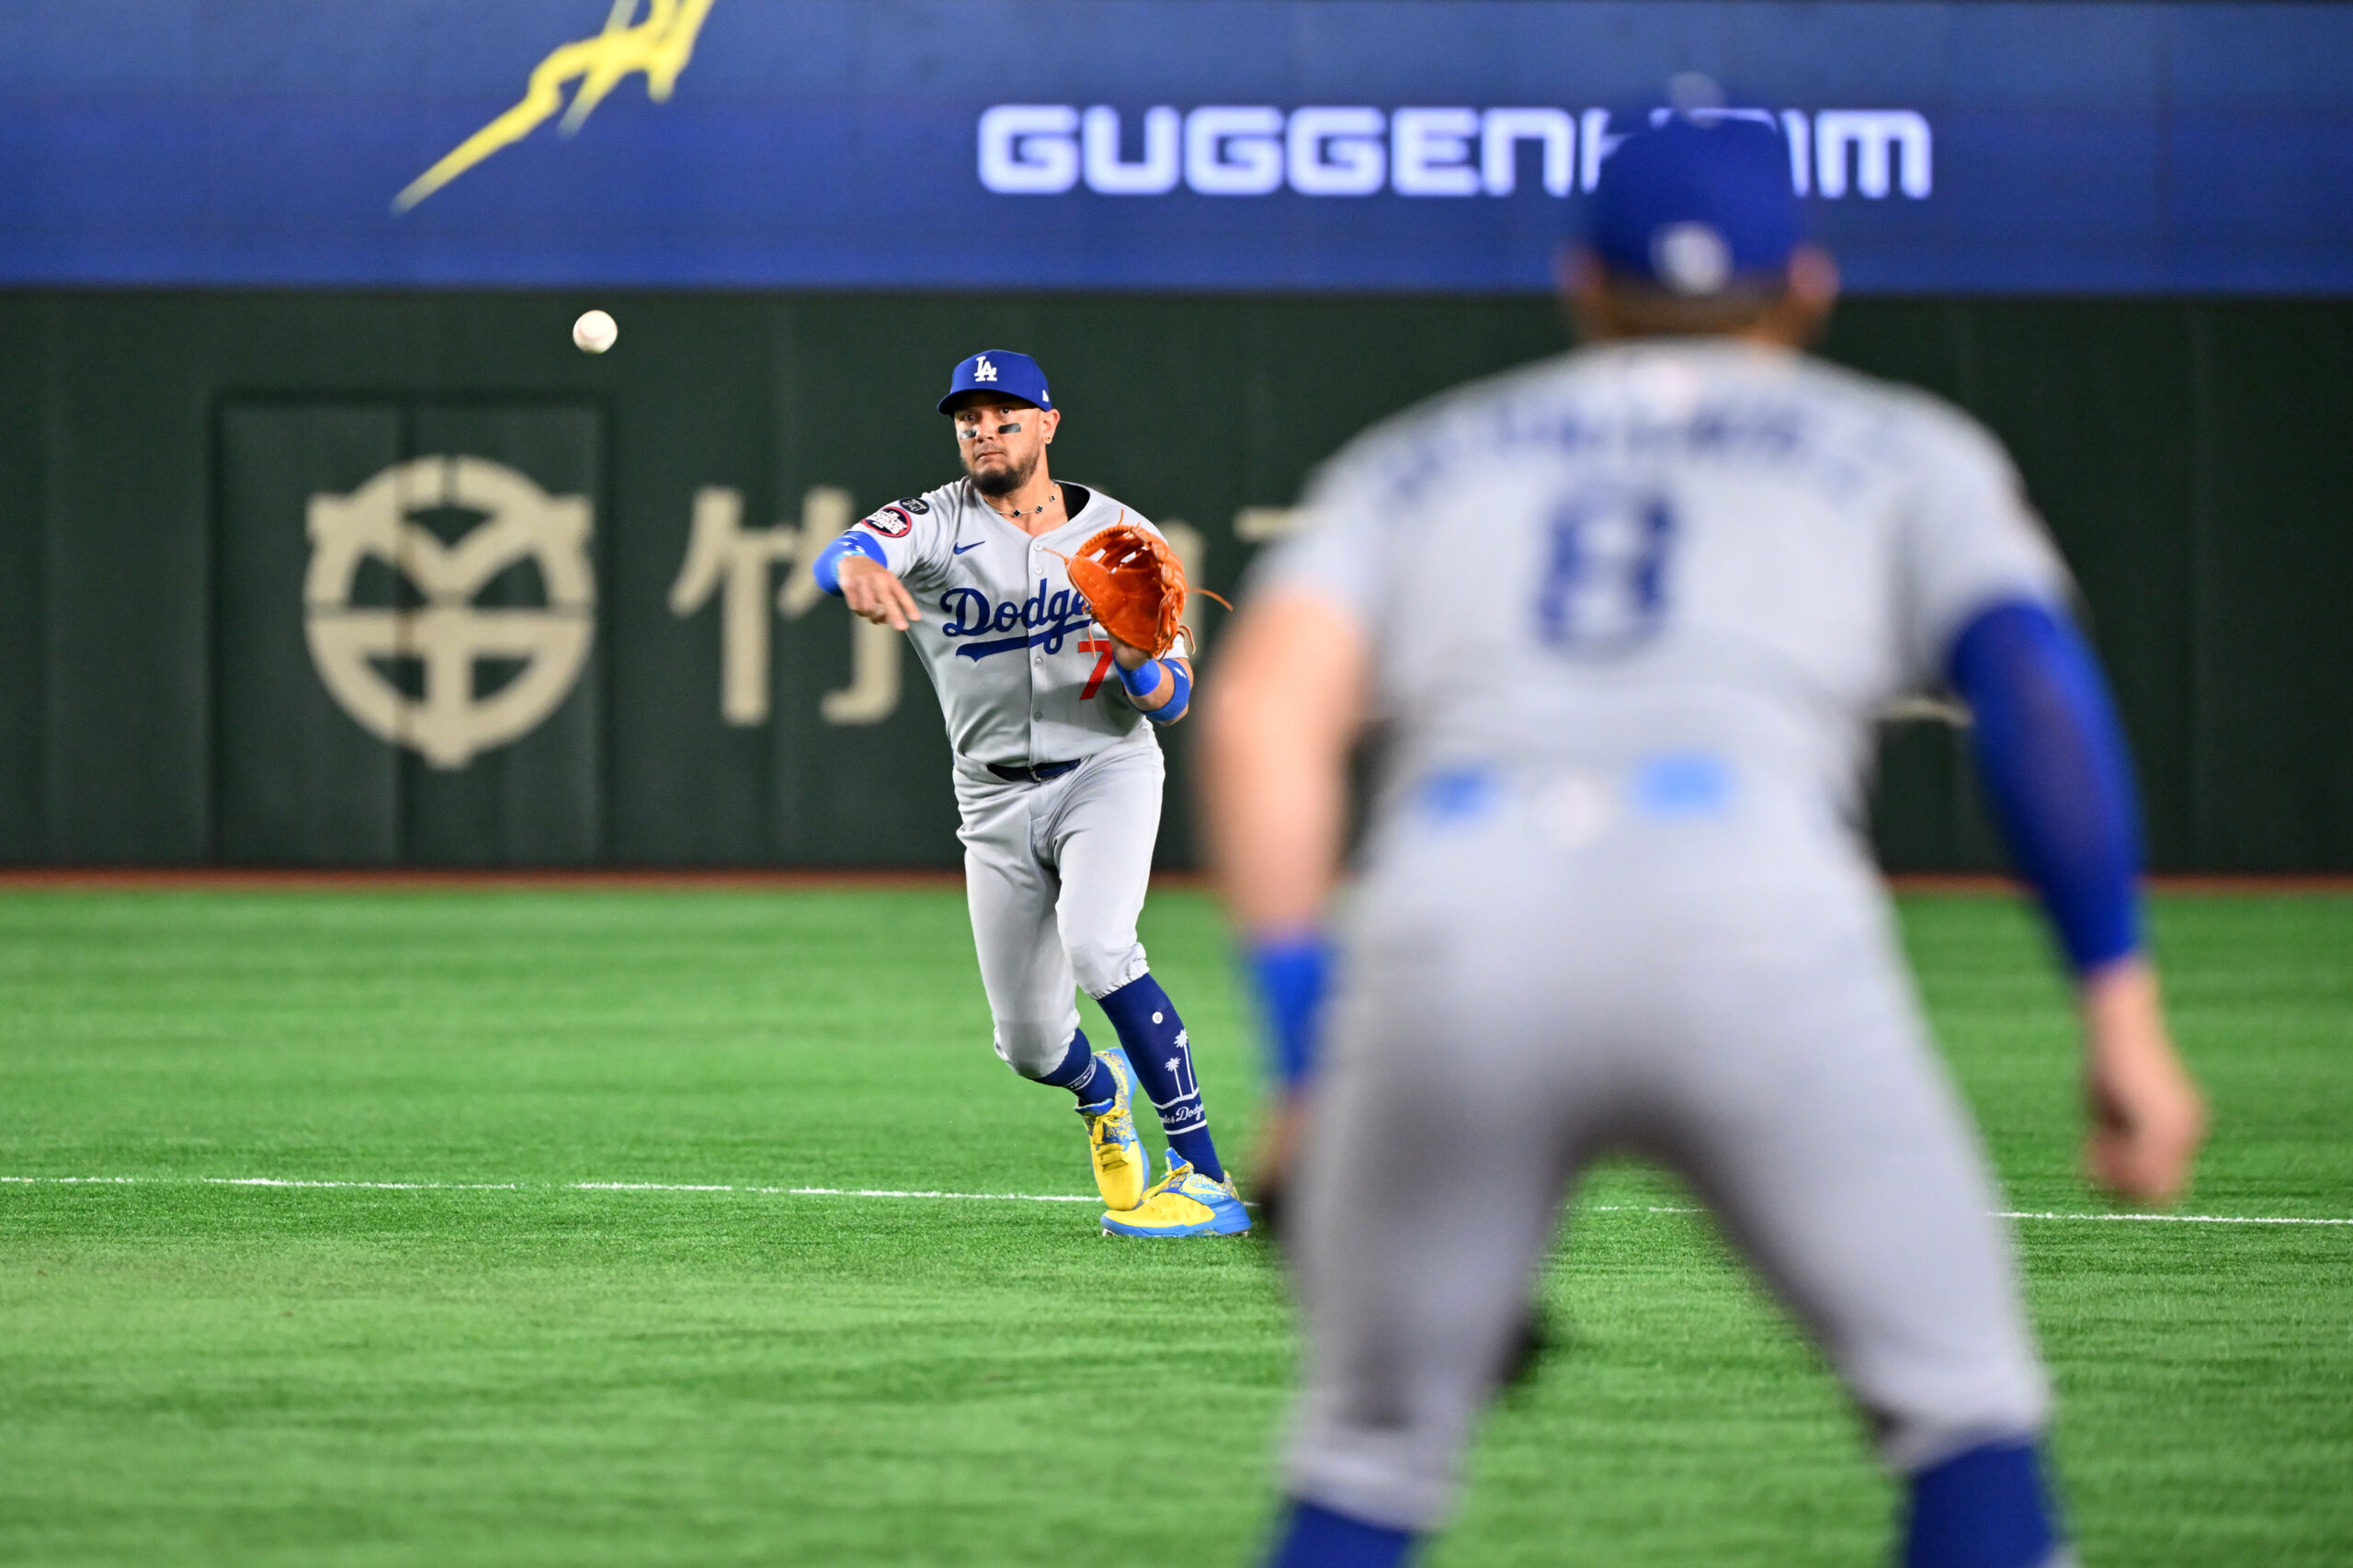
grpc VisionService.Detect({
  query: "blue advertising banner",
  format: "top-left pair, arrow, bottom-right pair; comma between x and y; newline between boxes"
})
5,1 -> 2348,293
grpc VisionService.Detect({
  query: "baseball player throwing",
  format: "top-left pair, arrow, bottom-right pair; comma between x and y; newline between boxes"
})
1201,117 -> 2204,1565
814,349 -> 1248,1238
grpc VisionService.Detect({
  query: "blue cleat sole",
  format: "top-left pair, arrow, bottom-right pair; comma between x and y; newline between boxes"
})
1099,1206 -> 1251,1239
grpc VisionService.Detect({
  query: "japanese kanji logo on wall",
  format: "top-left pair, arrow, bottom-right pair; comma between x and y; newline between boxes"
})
303,455 -> 596,768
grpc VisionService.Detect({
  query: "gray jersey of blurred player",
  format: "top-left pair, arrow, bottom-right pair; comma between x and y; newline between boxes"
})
1252,338 -> 2072,1529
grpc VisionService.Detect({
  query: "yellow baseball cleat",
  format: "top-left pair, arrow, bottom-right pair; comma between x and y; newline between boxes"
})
1080,1048 -> 1151,1212
1100,1155 -> 1252,1237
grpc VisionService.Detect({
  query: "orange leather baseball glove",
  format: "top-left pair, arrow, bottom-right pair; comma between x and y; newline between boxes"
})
1063,514 -> 1215,659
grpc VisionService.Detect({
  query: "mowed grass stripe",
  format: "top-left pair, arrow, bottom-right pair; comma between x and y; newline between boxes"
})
2,887 -> 2347,1567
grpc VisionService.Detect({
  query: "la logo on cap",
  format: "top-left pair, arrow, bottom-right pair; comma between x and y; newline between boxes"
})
974,356 -> 998,382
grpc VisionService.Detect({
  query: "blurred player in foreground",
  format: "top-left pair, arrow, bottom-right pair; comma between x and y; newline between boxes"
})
813,350 -> 1247,1237
1201,115 -> 2205,1565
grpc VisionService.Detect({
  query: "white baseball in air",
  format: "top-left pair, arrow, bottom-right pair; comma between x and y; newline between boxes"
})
572,309 -> 618,355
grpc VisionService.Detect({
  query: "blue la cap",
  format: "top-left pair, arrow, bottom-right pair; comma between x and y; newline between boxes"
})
938,349 -> 1052,415
1586,115 -> 1801,295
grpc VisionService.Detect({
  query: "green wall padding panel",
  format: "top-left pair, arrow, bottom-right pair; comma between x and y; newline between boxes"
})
0,290 -> 2345,869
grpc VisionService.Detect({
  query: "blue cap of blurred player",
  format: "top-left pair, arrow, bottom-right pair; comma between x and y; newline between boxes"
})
938,349 -> 1052,415
1586,114 -> 1801,296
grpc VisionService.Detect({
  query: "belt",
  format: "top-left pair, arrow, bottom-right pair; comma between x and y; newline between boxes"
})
987,758 -> 1082,784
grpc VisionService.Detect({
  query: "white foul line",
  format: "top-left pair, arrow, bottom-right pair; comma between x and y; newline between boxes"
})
577,1181 -> 1097,1204
1998,1209 -> 2352,1226
0,1175 -> 522,1191
1574,1202 -> 2353,1227
0,1175 -> 1097,1204
1,1176 -> 2347,1226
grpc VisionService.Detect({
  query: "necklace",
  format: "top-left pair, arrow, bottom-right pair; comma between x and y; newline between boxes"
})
992,485 -> 1059,523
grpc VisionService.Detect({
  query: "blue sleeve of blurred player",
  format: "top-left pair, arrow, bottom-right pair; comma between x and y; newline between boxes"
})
1947,598 -> 2144,975
813,531 -> 890,597
1249,935 -> 1333,1088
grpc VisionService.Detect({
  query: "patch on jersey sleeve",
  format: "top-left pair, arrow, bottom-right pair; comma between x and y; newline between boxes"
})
894,495 -> 931,514
861,505 -> 916,539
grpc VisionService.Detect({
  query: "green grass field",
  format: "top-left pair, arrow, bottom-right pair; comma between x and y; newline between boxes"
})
2,885 -> 2347,1567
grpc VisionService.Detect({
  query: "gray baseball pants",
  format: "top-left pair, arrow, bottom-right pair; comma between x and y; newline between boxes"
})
953,735 -> 1163,1077
1284,775 -> 2050,1531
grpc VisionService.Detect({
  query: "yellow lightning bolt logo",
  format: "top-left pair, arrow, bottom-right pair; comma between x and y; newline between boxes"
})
392,0 -> 717,213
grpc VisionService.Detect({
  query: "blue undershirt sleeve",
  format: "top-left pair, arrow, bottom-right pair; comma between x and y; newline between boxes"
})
1946,597 -> 2144,975
813,530 -> 890,597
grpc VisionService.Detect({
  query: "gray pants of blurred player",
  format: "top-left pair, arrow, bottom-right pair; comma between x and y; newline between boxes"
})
1285,768 -> 2050,1531
954,734 -> 1163,1077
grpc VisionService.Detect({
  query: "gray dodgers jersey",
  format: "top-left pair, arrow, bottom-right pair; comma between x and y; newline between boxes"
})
1258,340 -> 2070,824
852,478 -> 1185,768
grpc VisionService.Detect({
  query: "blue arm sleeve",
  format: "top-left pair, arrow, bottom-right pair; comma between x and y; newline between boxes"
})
1118,657 -> 1191,723
813,530 -> 889,597
1248,934 -> 1333,1088
1947,598 -> 2144,975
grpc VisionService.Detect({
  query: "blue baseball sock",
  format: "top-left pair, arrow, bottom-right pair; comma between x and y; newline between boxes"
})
1036,1027 -> 1113,1113
1267,1500 -> 1415,1568
1904,1441 -> 2062,1568
1095,972 -> 1224,1182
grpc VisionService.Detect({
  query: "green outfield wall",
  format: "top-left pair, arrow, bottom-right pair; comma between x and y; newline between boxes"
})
0,292 -> 2346,871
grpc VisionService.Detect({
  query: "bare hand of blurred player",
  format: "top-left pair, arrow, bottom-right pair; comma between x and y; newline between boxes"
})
2079,959 -> 2206,1202
1249,1090 -> 1311,1240
837,554 -> 922,631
